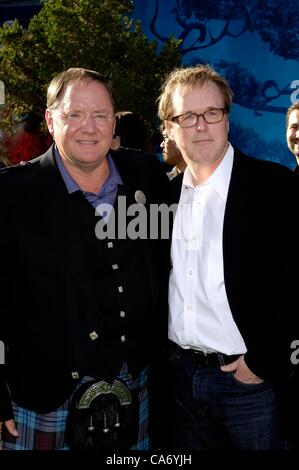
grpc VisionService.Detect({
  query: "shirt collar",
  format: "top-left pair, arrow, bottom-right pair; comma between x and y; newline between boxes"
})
54,146 -> 123,195
182,143 -> 234,202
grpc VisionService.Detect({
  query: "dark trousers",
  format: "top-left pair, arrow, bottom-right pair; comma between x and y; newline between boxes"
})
167,345 -> 287,450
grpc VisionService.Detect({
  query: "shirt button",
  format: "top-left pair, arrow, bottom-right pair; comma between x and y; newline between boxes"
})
71,371 -> 80,379
121,335 -> 126,343
120,311 -> 126,318
112,264 -> 119,270
118,286 -> 124,293
187,304 -> 193,310
188,270 -> 193,276
108,242 -> 113,248
89,331 -> 98,341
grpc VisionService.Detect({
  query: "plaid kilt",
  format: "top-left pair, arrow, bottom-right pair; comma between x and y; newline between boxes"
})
1,363 -> 150,450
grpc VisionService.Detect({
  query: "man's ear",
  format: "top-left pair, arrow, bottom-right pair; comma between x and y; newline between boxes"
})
45,109 -> 54,136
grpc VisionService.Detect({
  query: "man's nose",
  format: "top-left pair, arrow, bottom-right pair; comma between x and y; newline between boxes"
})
196,115 -> 207,130
81,115 -> 97,131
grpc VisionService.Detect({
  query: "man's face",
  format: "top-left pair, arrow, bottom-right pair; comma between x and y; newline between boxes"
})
165,81 -> 229,170
286,109 -> 299,161
45,79 -> 115,171
160,130 -> 182,166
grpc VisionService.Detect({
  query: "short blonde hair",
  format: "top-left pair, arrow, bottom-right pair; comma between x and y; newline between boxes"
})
47,67 -> 116,112
157,64 -> 233,120
286,103 -> 299,126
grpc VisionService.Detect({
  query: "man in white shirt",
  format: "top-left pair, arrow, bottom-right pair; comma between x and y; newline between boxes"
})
157,64 -> 298,450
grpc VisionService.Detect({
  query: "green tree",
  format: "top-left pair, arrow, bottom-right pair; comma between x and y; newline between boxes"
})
0,0 -> 181,133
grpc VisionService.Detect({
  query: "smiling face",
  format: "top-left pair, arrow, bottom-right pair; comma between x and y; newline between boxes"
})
165,81 -> 229,175
286,109 -> 299,163
45,79 -> 115,172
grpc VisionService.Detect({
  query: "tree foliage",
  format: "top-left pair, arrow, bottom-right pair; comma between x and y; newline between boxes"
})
0,0 -> 181,133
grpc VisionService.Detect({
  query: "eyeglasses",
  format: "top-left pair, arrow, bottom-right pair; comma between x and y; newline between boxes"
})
169,108 -> 226,128
55,110 -> 115,126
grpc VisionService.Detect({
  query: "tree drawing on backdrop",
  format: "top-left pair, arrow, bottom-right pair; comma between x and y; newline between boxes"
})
150,0 -> 298,116
0,0 -> 181,136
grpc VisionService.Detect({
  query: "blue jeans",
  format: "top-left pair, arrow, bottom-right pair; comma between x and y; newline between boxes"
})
168,346 -> 287,450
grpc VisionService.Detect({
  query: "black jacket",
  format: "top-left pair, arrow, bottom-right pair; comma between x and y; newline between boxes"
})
0,146 -> 170,421
170,148 -> 299,383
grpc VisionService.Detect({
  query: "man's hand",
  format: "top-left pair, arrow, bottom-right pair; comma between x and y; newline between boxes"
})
221,354 -> 264,384
0,419 -> 19,449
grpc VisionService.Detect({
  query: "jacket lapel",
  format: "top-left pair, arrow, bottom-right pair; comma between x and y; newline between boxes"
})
222,149 -> 252,314
36,148 -> 99,310
170,171 -> 184,204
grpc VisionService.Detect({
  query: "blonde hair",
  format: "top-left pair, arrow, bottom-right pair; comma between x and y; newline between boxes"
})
286,103 -> 299,126
158,64 -> 233,121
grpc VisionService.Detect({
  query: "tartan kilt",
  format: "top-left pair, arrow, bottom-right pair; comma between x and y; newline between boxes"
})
1,363 -> 150,450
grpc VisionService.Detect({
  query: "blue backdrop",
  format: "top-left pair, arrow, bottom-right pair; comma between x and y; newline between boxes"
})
132,0 -> 299,168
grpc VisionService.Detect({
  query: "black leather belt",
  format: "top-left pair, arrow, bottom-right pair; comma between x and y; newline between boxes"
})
170,342 -> 241,367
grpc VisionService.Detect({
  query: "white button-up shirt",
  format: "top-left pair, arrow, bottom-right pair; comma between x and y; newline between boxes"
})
169,144 -> 247,355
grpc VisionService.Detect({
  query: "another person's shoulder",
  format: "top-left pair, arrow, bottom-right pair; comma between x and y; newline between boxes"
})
110,148 -> 166,174
0,154 -> 44,191
111,147 -> 156,162
110,148 -> 170,203
0,159 -> 32,179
